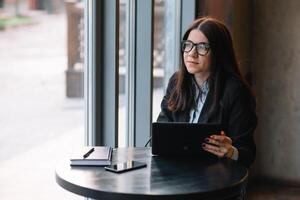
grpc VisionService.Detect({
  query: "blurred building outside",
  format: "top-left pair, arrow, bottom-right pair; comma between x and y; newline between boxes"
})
0,0 -> 84,199
64,0 -> 166,97
64,0 -> 84,98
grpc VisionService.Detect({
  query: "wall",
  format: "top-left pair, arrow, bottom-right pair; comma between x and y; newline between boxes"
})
232,0 -> 253,83
252,0 -> 300,183
196,0 -> 252,79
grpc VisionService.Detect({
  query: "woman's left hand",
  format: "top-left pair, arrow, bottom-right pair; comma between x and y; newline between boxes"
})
202,131 -> 234,158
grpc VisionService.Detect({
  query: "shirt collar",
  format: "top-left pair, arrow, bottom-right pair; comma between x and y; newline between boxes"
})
192,77 -> 209,95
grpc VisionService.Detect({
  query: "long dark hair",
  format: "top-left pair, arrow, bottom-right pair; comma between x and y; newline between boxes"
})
168,17 -> 251,117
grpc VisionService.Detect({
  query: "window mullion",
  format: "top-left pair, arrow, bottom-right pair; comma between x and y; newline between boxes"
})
134,0 -> 154,147
126,0 -> 136,147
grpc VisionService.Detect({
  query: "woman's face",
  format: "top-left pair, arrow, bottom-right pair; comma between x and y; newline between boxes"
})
183,29 -> 211,76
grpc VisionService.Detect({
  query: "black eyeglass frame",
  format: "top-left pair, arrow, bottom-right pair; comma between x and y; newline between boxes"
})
181,40 -> 210,56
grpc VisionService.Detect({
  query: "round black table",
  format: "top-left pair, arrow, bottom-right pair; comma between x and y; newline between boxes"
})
56,147 -> 248,200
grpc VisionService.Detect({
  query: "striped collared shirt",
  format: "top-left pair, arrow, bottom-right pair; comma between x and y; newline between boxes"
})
189,78 -> 209,123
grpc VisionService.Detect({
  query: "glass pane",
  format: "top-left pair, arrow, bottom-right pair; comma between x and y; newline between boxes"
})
153,0 -> 180,122
0,1 -> 85,199
118,0 -> 127,147
152,0 -> 166,122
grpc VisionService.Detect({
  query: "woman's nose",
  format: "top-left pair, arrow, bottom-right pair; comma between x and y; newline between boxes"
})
188,46 -> 198,57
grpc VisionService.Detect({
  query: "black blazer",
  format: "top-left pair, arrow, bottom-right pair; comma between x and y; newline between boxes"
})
157,73 -> 257,168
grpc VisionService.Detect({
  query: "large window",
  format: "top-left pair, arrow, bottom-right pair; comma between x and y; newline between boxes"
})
0,0 -> 196,198
117,0 -> 154,147
117,0 -> 183,147
152,0 -> 182,122
0,1 -> 84,199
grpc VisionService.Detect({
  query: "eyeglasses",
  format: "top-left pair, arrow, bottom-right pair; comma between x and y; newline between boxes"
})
181,40 -> 210,56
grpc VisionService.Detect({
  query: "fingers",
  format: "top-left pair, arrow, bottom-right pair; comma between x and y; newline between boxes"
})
209,134 -> 232,144
202,143 -> 228,157
210,134 -> 226,142
205,137 -> 222,147
205,137 -> 232,147
203,131 -> 232,158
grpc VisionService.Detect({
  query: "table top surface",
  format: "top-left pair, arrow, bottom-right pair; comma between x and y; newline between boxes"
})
56,147 -> 248,200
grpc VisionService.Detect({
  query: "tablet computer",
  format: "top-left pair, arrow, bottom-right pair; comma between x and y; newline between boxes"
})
151,122 -> 223,156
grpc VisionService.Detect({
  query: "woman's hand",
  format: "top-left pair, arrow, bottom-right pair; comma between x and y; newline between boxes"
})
202,131 -> 234,158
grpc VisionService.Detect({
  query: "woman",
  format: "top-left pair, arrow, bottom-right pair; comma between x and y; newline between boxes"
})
157,17 -> 257,168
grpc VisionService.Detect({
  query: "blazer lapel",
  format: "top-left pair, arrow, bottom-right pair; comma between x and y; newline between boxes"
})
197,90 -> 213,123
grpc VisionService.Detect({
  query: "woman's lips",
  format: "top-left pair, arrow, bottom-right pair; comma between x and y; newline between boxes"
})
187,61 -> 199,64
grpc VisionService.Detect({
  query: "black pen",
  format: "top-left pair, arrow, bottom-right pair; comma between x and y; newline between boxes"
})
83,148 -> 95,158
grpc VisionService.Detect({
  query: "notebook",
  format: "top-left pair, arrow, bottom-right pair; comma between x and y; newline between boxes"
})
151,122 -> 222,156
70,146 -> 113,166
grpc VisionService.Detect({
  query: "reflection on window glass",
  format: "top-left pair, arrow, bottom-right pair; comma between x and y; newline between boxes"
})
118,0 -> 179,146
118,0 -> 127,147
153,0 -> 180,122
153,0 -> 166,122
0,1 -> 84,199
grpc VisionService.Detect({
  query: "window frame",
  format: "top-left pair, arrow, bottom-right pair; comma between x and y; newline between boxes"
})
85,0 -> 196,147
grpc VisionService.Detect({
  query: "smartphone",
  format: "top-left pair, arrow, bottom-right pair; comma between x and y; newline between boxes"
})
105,161 -> 147,173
